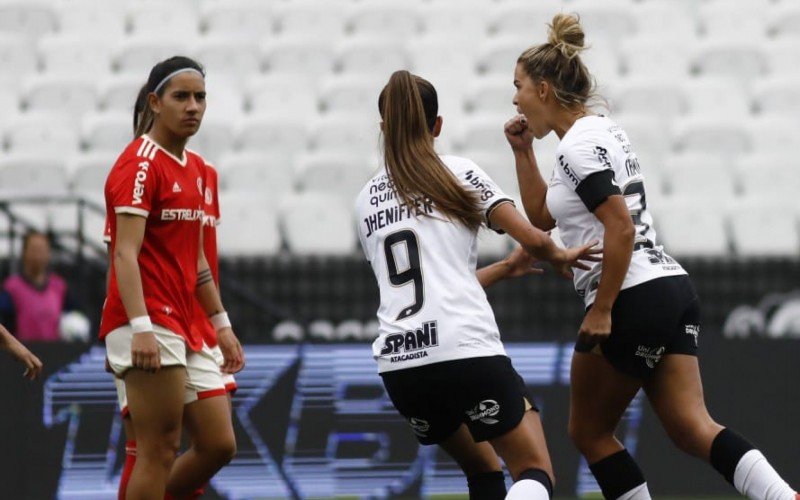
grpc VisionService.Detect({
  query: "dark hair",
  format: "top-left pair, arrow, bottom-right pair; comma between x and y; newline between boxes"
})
378,71 -> 483,232
133,56 -> 205,136
517,13 -> 597,109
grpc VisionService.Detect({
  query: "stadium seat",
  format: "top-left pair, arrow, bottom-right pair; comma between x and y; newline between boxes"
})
457,148 -> 519,197
612,113 -> 673,162
193,37 -> 262,80
127,2 -> 200,39
0,154 -> 69,197
0,1 -> 57,38
761,39 -> 800,77
294,153 -> 376,201
744,116 -> 800,157
662,162 -> 737,201
699,0 -> 769,40
727,197 -> 800,256
5,112 -> 80,155
80,112 -> 131,155
566,1 -> 638,41
69,153 -> 116,195
38,35 -> 113,78
21,76 -> 97,115
457,114 -> 514,152
690,40 -> 767,82
274,1 -> 346,41
767,5 -> 800,39
56,0 -> 126,39
200,75 -> 245,121
671,116 -> 752,158
245,75 -> 319,119
97,74 -> 142,113
486,5 -> 554,39
751,76 -> 800,117
307,113 -> 382,158
631,2 -> 698,40
189,116 -> 237,166
261,36 -> 335,76
318,76 -> 385,118
735,155 -> 800,199
0,34 -> 38,76
113,37 -> 189,75
477,227 -> 512,258
654,198 -> 730,256
0,78 -> 22,117
420,6 -> 489,44
346,5 -> 421,39
681,77 -> 750,120
279,192 -> 356,255
476,37 -> 525,76
609,77 -> 687,119
200,0 -> 276,37
217,193 -> 282,256
463,76 -> 515,116
580,36 -> 623,86
218,153 -> 294,198
335,38 -> 410,77
620,36 -> 692,78
236,116 -> 308,159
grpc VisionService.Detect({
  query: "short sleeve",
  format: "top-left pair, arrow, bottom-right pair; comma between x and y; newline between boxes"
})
106,155 -> 157,218
455,160 -> 514,233
559,142 -> 621,212
102,215 -> 111,243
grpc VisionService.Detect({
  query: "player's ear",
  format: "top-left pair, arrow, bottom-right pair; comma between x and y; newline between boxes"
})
432,116 -> 443,138
148,92 -> 161,115
538,80 -> 549,102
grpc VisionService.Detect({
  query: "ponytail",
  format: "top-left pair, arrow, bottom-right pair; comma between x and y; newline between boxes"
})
132,84 -> 154,137
378,71 -> 483,231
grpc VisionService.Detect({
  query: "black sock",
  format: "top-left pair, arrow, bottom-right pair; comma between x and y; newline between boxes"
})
589,449 -> 646,500
467,470 -> 506,500
518,468 -> 553,498
709,428 -> 755,484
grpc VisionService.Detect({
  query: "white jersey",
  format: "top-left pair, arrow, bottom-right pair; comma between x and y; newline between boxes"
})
546,115 -> 686,306
356,155 -> 514,373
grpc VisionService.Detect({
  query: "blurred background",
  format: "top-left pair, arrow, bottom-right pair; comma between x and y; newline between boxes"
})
0,0 -> 797,498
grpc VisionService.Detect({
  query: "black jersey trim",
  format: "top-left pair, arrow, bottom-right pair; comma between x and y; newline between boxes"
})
485,198 -> 515,234
575,169 -> 621,212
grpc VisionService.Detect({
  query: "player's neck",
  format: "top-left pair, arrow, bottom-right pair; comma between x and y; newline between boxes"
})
553,107 -> 589,139
146,126 -> 188,161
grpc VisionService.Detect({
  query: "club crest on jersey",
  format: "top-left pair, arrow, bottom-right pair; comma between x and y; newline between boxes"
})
408,417 -> 430,437
205,187 -> 213,205
635,345 -> 666,369
132,161 -> 150,205
381,321 -> 438,361
463,170 -> 495,201
685,324 -> 700,348
196,178 -> 203,196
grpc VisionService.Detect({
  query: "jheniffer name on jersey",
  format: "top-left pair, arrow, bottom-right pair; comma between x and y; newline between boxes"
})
363,198 -> 434,238
381,321 -> 438,362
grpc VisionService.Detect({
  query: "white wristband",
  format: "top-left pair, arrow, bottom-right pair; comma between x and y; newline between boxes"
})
210,312 -> 231,331
129,315 -> 153,334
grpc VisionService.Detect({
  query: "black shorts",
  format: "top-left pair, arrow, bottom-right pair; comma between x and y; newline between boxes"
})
575,275 -> 701,379
380,355 -> 538,445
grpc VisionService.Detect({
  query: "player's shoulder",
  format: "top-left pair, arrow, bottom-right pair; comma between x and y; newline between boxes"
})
557,115 -> 619,157
356,168 -> 389,207
438,154 -> 478,174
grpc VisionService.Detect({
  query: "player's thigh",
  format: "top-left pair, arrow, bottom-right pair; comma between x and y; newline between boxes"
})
569,351 -> 642,440
642,354 -> 721,457
124,366 -> 185,444
439,424 -> 502,476
489,409 -> 553,482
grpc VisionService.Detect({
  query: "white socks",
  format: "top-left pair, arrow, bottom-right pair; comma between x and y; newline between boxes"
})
618,482 -> 652,500
733,450 -> 797,500
505,479 -> 550,499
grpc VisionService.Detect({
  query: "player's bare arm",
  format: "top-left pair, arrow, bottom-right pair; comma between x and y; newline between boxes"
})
477,246 -> 543,289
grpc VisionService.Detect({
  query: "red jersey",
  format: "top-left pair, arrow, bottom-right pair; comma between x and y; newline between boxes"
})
191,159 -> 221,347
100,135 -> 206,351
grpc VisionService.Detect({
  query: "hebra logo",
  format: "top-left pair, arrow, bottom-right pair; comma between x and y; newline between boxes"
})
132,161 -> 150,205
635,345 -> 665,369
467,400 -> 501,425
380,321 -> 438,362
408,417 -> 430,437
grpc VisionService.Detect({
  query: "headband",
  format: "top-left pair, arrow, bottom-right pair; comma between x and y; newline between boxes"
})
152,67 -> 204,94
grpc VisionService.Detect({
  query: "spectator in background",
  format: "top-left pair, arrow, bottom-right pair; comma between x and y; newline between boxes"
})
0,231 -> 83,342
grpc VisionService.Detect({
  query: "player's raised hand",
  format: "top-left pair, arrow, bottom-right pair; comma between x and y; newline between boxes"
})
504,114 -> 535,151
217,327 -> 245,374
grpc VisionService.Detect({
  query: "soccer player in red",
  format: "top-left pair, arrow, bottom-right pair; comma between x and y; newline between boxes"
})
102,56 -> 244,500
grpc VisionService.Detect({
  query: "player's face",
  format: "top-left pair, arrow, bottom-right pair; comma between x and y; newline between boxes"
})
23,235 -> 50,274
152,72 -> 206,138
513,63 -> 550,139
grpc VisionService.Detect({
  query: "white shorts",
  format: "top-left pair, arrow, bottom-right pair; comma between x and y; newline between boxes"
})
107,324 -> 227,415
209,344 -> 238,393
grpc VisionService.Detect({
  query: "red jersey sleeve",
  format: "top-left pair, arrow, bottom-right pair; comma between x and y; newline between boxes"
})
103,215 -> 111,243
106,151 -> 158,218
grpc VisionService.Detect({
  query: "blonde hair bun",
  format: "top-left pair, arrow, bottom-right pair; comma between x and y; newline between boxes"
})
547,13 -> 587,60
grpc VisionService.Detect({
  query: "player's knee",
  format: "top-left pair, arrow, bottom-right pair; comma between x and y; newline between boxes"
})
197,434 -> 236,465
664,417 -> 718,457
568,420 -> 610,454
